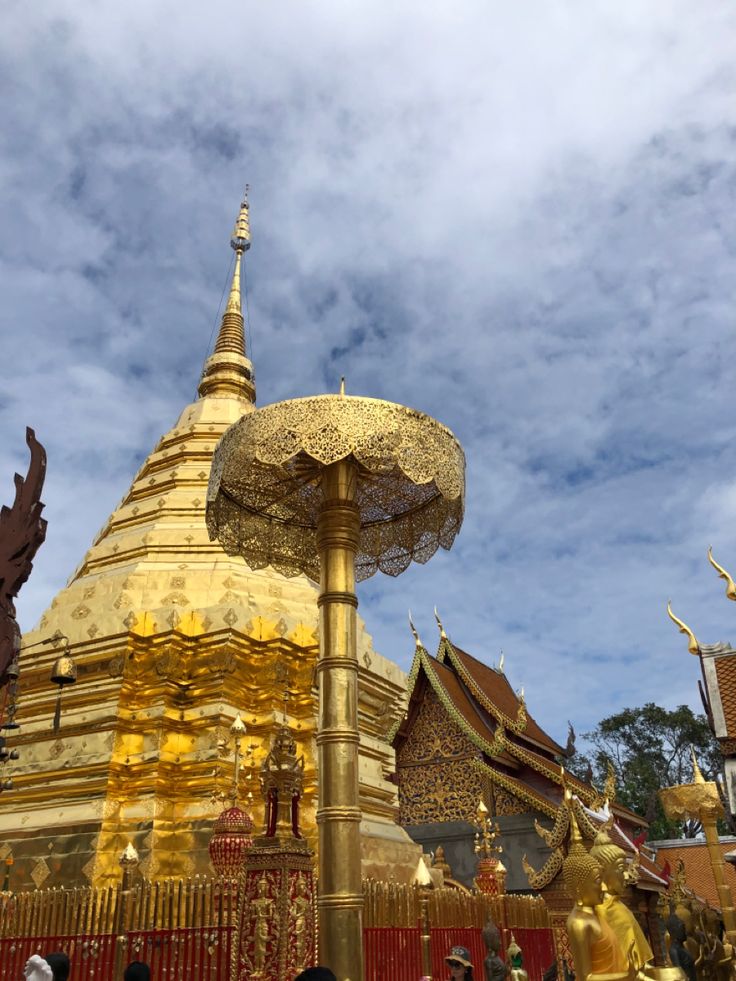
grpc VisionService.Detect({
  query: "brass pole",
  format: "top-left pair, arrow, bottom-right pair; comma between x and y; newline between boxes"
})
419,886 -> 433,980
114,845 -> 139,980
701,813 -> 736,937
315,459 -> 363,981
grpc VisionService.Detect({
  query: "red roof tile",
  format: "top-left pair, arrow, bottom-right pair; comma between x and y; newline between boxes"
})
653,840 -> 736,907
449,644 -> 565,755
715,656 -> 736,737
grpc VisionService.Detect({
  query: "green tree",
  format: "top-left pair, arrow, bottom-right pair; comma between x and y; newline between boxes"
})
565,703 -> 723,840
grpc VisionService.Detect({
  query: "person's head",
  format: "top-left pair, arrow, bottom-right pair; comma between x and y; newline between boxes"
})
446,945 -> 474,980
293,969 -> 336,981
23,956 -> 52,981
123,962 -> 151,981
44,953 -> 70,981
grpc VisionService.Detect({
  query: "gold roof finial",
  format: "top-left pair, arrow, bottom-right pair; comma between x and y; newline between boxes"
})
667,601 -> 700,655
604,760 -> 617,803
339,377 -> 346,396
708,546 -> 736,601
498,651 -> 505,673
434,606 -> 447,639
408,611 -> 423,649
198,190 -> 256,402
691,746 -> 705,784
568,803 -> 583,848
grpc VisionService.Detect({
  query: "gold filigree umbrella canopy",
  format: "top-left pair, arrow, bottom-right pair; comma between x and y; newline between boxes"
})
207,392 -> 465,981
207,394 -> 465,582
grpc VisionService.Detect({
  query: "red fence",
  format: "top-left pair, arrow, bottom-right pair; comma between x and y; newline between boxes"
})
364,926 -> 556,981
0,934 -> 117,981
0,927 -> 235,981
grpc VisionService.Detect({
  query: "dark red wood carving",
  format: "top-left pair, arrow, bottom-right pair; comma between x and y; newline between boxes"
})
0,428 -> 47,686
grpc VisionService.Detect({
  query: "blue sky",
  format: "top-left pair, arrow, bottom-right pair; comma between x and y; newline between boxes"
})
2,1 -> 736,741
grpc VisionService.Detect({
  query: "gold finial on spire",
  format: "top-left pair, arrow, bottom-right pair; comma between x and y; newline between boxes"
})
708,546 -> 736,601
408,611 -> 422,649
667,601 -> 700,655
198,190 -> 256,402
339,377 -> 346,396
691,746 -> 705,784
434,606 -> 447,639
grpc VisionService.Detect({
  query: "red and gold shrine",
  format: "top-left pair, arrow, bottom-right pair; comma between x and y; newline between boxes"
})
232,725 -> 316,981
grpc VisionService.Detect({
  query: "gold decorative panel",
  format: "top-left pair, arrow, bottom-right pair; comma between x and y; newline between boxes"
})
398,690 -> 477,766
492,786 -> 527,816
399,757 -> 483,825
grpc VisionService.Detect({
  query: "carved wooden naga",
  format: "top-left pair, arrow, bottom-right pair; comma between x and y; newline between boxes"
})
0,428 -> 47,686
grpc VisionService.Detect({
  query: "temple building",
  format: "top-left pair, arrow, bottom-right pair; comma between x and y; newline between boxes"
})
669,549 -> 736,820
392,620 -> 669,962
392,619 -> 664,887
0,197 -> 420,889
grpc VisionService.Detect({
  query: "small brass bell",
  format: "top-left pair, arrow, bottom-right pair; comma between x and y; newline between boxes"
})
6,659 -> 20,680
50,652 -> 77,732
50,655 -> 77,687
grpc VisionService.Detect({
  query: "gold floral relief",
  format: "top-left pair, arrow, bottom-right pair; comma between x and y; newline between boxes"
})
492,786 -> 528,817
399,757 -> 483,825
398,690 -> 477,766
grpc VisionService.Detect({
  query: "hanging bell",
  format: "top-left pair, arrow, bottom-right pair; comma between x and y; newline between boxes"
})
50,653 -> 77,732
50,654 -> 77,687
6,659 -> 20,680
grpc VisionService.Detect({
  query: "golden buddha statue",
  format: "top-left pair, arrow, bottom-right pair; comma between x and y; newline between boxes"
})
564,811 -> 633,981
589,827 -> 653,971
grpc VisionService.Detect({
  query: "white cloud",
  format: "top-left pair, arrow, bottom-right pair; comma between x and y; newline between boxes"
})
2,0 -> 736,738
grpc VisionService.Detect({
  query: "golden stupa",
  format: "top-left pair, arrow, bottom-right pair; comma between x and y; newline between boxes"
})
0,196 -> 419,889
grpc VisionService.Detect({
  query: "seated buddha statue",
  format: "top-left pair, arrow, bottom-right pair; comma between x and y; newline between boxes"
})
589,827 -> 653,972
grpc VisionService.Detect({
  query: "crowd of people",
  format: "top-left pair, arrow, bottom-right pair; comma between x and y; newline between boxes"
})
23,955 -> 150,981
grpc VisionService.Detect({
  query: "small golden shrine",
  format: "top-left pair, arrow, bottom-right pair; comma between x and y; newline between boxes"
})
0,196 -> 419,889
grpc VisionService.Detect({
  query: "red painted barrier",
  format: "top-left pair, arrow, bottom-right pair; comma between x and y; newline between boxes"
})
0,928 -> 234,981
0,934 -> 117,981
2,923 -> 552,981
511,926 -> 557,981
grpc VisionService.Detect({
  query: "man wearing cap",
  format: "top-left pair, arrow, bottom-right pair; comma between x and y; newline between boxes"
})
446,945 -> 475,980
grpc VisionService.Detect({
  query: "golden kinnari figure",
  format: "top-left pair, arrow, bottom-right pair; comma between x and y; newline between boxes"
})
207,390 -> 465,981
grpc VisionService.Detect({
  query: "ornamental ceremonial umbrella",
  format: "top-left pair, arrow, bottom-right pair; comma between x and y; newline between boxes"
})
207,392 -> 465,981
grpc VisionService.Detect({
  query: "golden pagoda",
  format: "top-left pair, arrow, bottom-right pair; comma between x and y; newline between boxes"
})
0,195 -> 419,889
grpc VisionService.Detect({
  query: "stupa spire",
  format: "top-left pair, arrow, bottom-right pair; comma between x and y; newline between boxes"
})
198,191 -> 256,402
